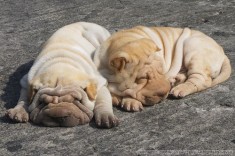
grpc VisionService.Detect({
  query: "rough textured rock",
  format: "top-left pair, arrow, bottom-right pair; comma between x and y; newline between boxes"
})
0,0 -> 234,155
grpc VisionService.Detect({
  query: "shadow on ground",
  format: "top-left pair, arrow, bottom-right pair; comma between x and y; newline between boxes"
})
1,61 -> 33,109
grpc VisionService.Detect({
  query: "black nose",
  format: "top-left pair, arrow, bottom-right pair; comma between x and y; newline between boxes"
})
144,98 -> 157,106
54,116 -> 67,124
144,96 -> 164,106
50,115 -> 80,127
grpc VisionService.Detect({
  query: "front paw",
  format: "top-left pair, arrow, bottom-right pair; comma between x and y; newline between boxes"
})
95,112 -> 119,128
6,107 -> 29,123
121,98 -> 143,112
111,93 -> 122,107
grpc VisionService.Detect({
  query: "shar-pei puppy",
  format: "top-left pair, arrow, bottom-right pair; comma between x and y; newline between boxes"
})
94,26 -> 231,112
6,22 -> 119,128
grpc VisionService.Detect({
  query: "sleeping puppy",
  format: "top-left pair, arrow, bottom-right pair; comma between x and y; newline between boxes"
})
94,26 -> 231,112
6,22 -> 119,128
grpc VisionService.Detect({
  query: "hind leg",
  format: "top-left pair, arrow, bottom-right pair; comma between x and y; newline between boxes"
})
170,56 -> 212,98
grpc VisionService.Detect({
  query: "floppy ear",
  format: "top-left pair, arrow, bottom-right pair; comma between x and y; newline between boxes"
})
29,84 -> 38,103
28,76 -> 46,103
84,82 -> 97,101
109,52 -> 130,72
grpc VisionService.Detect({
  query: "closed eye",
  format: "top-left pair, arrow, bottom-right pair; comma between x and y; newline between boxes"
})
136,77 -> 147,84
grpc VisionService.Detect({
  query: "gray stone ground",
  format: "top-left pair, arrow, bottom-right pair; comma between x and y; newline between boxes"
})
0,0 -> 234,155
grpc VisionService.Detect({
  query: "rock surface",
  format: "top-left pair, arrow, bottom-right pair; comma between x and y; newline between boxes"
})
0,0 -> 234,155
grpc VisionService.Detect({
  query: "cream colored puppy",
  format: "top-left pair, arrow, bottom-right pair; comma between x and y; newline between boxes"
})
6,22 -> 119,128
94,26 -> 231,112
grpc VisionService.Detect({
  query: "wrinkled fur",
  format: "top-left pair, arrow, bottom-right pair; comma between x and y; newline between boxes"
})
94,26 -> 231,112
6,22 -> 119,128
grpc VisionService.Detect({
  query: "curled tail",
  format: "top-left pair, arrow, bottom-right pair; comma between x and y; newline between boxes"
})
212,55 -> 231,86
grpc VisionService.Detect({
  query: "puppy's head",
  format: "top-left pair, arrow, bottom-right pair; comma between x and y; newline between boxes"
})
134,68 -> 170,105
107,35 -> 170,105
28,72 -> 97,127
30,101 -> 93,127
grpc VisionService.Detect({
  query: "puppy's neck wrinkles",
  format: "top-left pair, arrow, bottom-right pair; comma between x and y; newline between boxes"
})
141,27 -> 191,77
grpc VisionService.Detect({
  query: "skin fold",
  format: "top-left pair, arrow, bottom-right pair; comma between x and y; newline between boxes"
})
94,26 -> 231,112
6,22 -> 119,128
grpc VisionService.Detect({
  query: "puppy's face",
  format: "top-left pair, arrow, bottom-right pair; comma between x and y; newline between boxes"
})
133,67 -> 170,105
29,71 -> 97,127
107,38 -> 170,105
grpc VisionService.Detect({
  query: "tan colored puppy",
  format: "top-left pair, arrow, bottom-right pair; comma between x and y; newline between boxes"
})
6,22 -> 119,128
94,26 -> 231,112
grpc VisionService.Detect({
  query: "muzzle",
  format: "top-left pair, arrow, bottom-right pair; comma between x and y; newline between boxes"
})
28,85 -> 94,127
